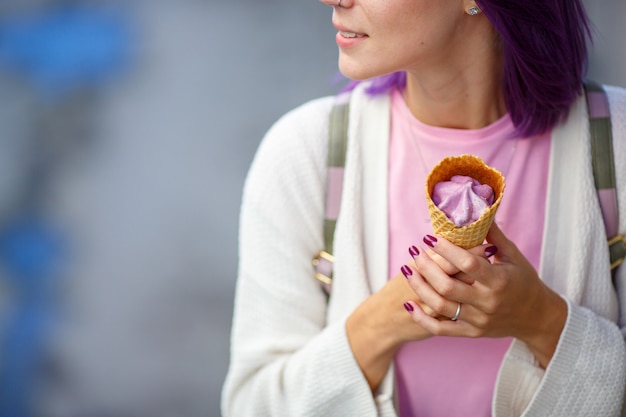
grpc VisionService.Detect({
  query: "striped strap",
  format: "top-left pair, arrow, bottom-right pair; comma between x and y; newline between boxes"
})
313,93 -> 350,291
584,80 -> 626,271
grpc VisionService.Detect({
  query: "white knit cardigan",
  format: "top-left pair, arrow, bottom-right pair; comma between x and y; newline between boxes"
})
222,83 -> 626,417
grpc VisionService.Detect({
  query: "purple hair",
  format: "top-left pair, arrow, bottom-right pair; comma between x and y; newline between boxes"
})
345,0 -> 593,138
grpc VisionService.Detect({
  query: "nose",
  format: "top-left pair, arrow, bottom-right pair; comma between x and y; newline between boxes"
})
320,0 -> 340,7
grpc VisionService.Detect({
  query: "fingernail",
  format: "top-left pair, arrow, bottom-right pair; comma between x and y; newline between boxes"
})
403,302 -> 414,313
401,265 -> 413,279
485,245 -> 498,258
409,245 -> 420,259
423,235 -> 438,248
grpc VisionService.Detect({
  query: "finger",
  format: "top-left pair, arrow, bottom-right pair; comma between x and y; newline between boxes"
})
399,266 -> 438,317
417,243 -> 496,277
405,302 -> 480,338
403,264 -> 465,320
412,247 -> 475,306
485,222 -> 516,262
485,223 -> 535,273
453,244 -> 498,284
422,234 -> 489,276
407,297 -> 491,334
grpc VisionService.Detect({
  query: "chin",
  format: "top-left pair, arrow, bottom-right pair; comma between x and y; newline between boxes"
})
338,57 -> 385,82
338,65 -> 378,82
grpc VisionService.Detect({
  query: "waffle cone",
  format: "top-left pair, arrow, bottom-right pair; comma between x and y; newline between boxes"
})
425,155 -> 505,249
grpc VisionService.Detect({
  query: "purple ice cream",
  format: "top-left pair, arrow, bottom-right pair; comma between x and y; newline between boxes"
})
432,175 -> 495,227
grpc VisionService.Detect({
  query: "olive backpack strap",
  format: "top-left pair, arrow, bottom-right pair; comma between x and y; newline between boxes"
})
312,93 -> 350,295
583,80 -> 626,274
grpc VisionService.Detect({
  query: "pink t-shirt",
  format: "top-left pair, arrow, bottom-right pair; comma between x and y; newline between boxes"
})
388,87 -> 551,416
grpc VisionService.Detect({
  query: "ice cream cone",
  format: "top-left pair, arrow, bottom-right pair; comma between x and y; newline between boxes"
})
425,154 -> 505,249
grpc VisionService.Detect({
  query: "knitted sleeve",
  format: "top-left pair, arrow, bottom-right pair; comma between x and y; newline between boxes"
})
221,97 -> 378,417
493,86 -> 626,417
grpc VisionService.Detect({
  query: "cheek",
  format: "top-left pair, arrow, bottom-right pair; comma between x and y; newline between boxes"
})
367,0 -> 425,31
392,14 -> 460,62
374,9 -> 434,50
382,23 -> 430,62
377,1 -> 459,47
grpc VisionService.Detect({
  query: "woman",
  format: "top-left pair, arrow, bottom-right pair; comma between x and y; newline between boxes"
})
222,0 -> 626,415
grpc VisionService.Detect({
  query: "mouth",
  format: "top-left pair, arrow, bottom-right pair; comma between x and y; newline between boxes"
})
339,31 -> 367,38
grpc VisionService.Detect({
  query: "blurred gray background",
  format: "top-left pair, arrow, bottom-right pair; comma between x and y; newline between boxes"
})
0,1 -> 623,417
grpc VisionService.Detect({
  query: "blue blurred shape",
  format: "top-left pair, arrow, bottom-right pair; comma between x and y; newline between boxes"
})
0,214 -> 65,294
0,304 -> 52,417
0,215 -> 65,417
0,5 -> 133,96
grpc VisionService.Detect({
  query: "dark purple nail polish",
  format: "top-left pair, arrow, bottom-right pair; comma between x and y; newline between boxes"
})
401,265 -> 413,279
403,302 -> 414,313
409,245 -> 420,258
485,245 -> 498,258
423,235 -> 438,248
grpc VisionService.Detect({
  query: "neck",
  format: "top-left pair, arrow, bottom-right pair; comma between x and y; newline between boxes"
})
403,30 -> 506,130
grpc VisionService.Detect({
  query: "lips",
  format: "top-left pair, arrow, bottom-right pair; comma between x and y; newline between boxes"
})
334,22 -> 367,38
339,31 -> 366,38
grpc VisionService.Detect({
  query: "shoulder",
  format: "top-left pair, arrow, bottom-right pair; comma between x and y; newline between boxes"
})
241,94 -> 348,210
246,96 -> 335,185
248,85 -> 389,180
605,83 -> 626,101
604,84 -> 626,142
263,81 -> 388,144
263,95 -> 336,151
605,84 -> 626,117
605,83 -> 626,98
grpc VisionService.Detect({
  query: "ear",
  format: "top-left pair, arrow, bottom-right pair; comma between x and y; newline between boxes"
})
463,0 -> 482,15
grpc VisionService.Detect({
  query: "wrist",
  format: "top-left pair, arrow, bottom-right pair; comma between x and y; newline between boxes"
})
346,302 -> 402,361
345,298 -> 405,391
520,285 -> 567,368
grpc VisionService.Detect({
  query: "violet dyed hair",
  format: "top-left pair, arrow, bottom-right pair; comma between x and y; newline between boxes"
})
346,0 -> 593,138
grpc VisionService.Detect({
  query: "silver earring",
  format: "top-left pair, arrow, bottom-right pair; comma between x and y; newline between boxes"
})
468,6 -> 481,15
337,0 -> 341,6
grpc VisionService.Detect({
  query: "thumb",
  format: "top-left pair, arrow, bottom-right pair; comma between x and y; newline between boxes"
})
485,222 -> 516,261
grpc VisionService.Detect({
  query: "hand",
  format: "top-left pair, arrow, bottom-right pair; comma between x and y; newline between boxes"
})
345,269 -> 431,392
344,242 -> 497,392
404,222 -> 567,368
412,242 -> 496,284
